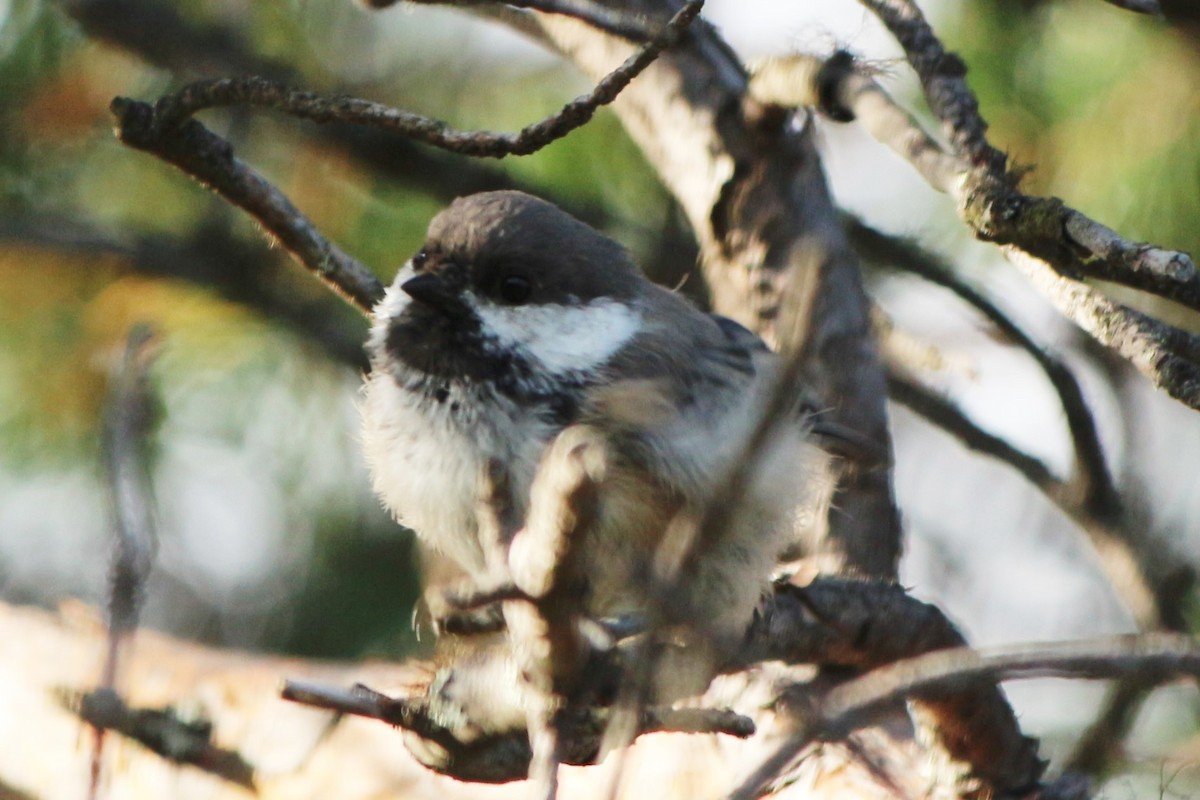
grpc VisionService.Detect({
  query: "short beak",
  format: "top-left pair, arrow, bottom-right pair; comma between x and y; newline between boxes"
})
401,272 -> 467,317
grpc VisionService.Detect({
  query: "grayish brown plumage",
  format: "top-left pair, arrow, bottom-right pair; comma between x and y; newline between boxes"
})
362,191 -> 828,708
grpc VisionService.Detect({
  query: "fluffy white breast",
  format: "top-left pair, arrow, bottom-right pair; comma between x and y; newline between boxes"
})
361,373 -> 490,572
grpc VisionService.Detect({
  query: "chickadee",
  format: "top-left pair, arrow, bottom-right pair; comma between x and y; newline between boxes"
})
362,191 -> 827,656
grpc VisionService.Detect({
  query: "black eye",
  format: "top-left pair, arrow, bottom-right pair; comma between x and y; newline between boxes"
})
498,274 -> 532,305
411,248 -> 429,272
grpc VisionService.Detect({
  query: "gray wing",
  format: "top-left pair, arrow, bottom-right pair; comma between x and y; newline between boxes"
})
581,288 -> 784,493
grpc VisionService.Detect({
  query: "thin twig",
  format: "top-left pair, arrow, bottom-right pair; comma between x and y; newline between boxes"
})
282,678 -> 755,739
68,688 -> 256,790
91,324 -> 161,800
1099,0 -> 1164,16
67,0 -> 624,230
281,678 -> 753,738
402,0 -> 665,41
151,0 -> 702,158
855,219 -> 1193,633
731,633 -> 1200,800
505,432 -> 610,800
749,52 -> 962,193
886,369 -> 1060,494
852,0 -> 1006,173
848,217 -> 1120,518
281,677 -> 751,785
886,366 -> 1166,629
771,48 -> 1200,317
110,0 -> 703,316
1004,246 -> 1200,411
101,325 -> 160,661
773,41 -> 1200,407
110,99 -> 384,314
1065,673 -> 1157,774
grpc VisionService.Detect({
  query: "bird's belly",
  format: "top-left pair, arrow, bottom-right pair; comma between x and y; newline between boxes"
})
361,374 -> 547,575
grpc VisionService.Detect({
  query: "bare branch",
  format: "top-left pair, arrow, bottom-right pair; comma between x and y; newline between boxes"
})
735,578 -> 1045,795
506,430 -> 611,799
279,678 -> 752,785
300,576 -> 1042,791
1005,246 -> 1200,410
67,0 -> 630,230
729,578 -> 1044,798
829,633 -> 1200,714
733,633 -> 1200,800
886,369 -> 1060,495
400,0 -> 665,41
851,1 -> 1006,174
848,217 -> 1120,518
92,325 -> 161,799
762,48 -> 1200,317
886,365 -> 1176,631
767,41 -> 1200,408
67,688 -> 256,790
1101,0 -> 1165,16
109,99 -> 385,314
109,0 -> 702,316
749,52 -> 962,193
1065,673 -> 1158,774
845,5 -> 1200,404
101,325 -> 160,646
149,0 -> 702,159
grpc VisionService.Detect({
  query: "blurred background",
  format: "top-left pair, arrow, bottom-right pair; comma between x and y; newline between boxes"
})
1,0 -> 1199,789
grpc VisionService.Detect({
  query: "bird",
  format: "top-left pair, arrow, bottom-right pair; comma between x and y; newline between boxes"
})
360,191 -> 828,669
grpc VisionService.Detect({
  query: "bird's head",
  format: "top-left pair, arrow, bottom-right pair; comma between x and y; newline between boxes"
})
369,191 -> 649,400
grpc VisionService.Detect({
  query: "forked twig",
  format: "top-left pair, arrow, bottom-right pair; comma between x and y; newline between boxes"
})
731,633 -> 1200,800
152,0 -> 700,159
848,217 -> 1119,518
751,45 -> 1200,409
280,678 -> 752,785
110,0 -> 704,316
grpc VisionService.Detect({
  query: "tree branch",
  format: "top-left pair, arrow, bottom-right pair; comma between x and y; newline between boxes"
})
887,364 -> 1185,632
92,325 -> 162,799
69,688 -> 256,791
148,0 -> 701,159
731,633 -> 1200,800
283,577 -> 1044,791
109,99 -> 384,314
1101,0 -> 1164,16
108,0 -> 702,317
753,44 -> 1200,409
885,369 -> 1060,495
848,216 -> 1119,518
396,0 -> 666,41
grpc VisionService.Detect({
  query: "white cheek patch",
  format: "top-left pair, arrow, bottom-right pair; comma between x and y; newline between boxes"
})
475,298 -> 641,376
